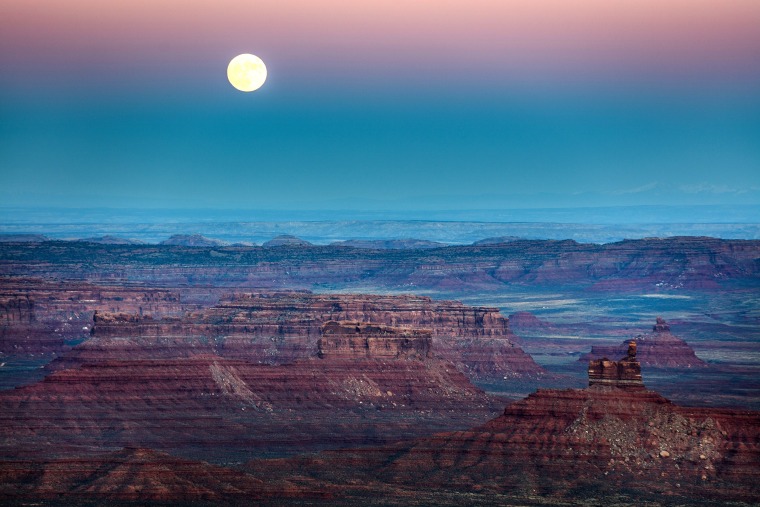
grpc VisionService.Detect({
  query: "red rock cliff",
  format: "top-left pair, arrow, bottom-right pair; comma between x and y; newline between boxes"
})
318,321 -> 432,360
83,291 -> 544,380
588,341 -> 644,389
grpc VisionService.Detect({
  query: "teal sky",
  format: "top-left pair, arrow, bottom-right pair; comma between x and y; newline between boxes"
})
1,1 -> 759,212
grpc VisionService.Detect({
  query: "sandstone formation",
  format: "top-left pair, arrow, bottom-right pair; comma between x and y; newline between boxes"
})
356,385 -> 760,503
0,351 -> 497,464
78,291 -> 544,381
242,364 -> 760,505
2,344 -> 758,505
581,317 -> 707,368
0,279 -> 188,320
507,311 -> 555,331
588,341 -> 643,389
0,278 -> 194,355
318,321 -> 432,360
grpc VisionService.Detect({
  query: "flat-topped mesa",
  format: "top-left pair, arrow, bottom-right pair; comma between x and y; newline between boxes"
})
318,321 -> 432,360
0,279 -> 191,354
588,341 -> 643,389
581,317 -> 706,368
84,291 -> 545,380
217,292 -> 513,340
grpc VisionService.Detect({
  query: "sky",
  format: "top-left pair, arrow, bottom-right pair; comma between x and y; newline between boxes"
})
1,0 -> 759,212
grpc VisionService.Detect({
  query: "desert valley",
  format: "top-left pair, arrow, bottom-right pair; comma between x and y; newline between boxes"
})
1,235 -> 758,505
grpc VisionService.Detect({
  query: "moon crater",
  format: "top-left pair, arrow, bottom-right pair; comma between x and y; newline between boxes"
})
227,54 -> 267,92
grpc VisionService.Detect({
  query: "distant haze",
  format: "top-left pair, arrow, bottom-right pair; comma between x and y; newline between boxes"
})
1,206 -> 758,244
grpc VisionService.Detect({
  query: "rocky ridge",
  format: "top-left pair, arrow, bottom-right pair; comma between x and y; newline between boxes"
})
78,291 -> 544,381
160,234 -> 226,247
2,344 -> 758,505
2,237 -> 758,292
242,360 -> 760,505
262,235 -> 312,248
0,350 -> 497,464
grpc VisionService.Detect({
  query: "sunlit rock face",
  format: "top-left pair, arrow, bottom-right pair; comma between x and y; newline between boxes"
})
364,385 -> 760,503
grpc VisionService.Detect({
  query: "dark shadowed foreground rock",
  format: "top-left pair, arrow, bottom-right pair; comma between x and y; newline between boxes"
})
0,351 -> 498,463
243,372 -> 760,505
2,354 -> 758,505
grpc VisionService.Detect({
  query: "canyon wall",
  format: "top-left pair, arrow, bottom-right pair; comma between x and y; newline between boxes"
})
80,291 -> 544,381
0,278 -> 193,354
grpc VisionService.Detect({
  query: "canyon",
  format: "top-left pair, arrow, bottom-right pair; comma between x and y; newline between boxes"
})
0,237 -> 758,505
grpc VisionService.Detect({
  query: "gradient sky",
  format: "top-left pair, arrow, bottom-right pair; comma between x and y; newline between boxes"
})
1,0 -> 759,211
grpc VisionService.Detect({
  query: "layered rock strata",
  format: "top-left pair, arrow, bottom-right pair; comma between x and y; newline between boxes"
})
0,278 -> 193,354
360,386 -> 760,502
3,358 -> 759,505
0,352 -> 496,463
582,317 -> 707,368
241,368 -> 760,505
588,341 -> 643,389
318,321 -> 432,360
74,291 -> 544,380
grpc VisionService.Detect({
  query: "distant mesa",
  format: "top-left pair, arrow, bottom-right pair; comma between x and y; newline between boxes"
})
262,234 -> 312,248
332,239 -> 446,250
472,236 -> 523,245
508,311 -> 555,331
160,234 -> 226,247
581,317 -> 707,368
0,234 -> 48,243
78,235 -> 145,245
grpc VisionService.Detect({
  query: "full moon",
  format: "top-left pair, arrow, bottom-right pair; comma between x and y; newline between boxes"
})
227,54 -> 267,92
